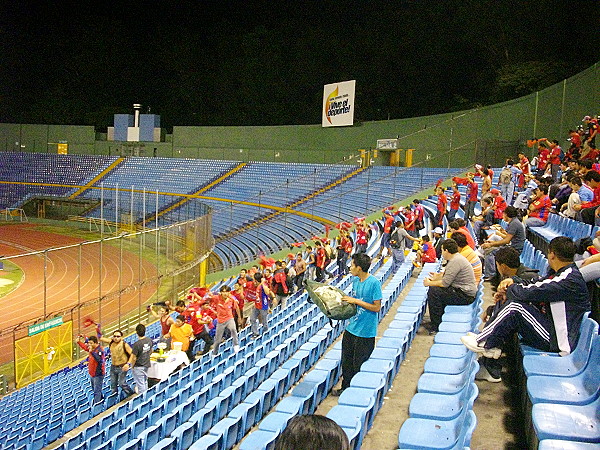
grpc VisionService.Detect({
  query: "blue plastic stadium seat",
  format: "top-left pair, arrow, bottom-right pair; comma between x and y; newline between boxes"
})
238,430 -> 278,450
532,397 -> 600,443
170,421 -> 196,450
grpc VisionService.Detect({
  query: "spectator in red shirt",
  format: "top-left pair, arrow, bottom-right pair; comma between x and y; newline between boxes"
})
490,189 -> 508,223
355,224 -> 368,254
465,174 -> 479,221
524,185 -> 553,228
212,285 -> 241,356
77,335 -> 105,405
449,219 -> 476,249
536,144 -> 550,175
231,282 -> 246,329
516,152 -> 531,188
181,299 -> 214,356
447,183 -> 461,222
404,207 -> 418,238
413,199 -> 425,231
567,129 -> 582,160
573,170 -> 600,225
435,186 -> 447,227
417,235 -> 438,265
314,240 -> 327,282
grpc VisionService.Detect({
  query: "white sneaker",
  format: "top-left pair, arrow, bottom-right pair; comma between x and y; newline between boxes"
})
475,364 -> 502,383
461,334 -> 502,359
233,345 -> 240,353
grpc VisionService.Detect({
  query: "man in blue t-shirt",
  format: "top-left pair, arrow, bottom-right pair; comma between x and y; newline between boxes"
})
332,253 -> 383,395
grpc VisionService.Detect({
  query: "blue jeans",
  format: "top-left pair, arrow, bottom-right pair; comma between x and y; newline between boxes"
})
250,308 -> 269,337
132,366 -> 148,395
391,247 -> 405,272
110,364 -> 134,398
90,375 -> 103,405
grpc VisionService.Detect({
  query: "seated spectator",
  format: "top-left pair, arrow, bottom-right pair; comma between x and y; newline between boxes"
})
415,235 -> 437,266
451,232 -> 482,284
481,206 -> 525,283
449,218 -> 476,249
472,197 -> 495,244
490,189 -> 508,224
423,239 -> 477,334
274,414 -> 350,450
462,237 -> 591,380
432,227 -> 446,259
573,169 -> 600,225
560,176 -> 592,218
524,185 -> 552,228
513,173 -> 538,210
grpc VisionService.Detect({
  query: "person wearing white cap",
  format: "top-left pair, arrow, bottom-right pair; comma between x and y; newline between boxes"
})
432,227 -> 446,259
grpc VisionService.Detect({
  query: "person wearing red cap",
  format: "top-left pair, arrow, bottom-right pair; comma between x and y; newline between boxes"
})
490,189 -> 507,224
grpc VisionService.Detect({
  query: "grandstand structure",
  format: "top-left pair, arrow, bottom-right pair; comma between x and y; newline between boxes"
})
0,62 -> 598,449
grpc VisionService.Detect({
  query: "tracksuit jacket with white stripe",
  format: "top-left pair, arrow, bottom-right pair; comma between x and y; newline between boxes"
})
506,263 -> 591,355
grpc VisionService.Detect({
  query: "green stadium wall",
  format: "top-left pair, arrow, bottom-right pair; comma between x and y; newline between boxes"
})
0,62 -> 597,167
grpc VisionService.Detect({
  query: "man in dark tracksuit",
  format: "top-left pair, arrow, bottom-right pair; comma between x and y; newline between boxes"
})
462,237 -> 590,378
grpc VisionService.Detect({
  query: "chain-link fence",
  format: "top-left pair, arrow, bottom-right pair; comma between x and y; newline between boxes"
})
0,208 -> 213,374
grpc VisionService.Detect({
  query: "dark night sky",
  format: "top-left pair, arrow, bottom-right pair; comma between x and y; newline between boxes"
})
1,1 -> 598,129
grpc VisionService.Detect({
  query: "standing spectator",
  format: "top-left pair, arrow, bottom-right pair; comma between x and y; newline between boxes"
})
464,174 -> 478,221
212,285 -> 241,355
354,223 -> 369,254
231,282 -> 246,329
332,253 -> 382,396
516,152 -> 531,188
582,115 -> 598,151
126,324 -> 153,395
536,144 -> 550,176
336,230 -> 352,276
378,210 -> 395,258
524,185 -> 552,228
423,239 -> 477,334
497,159 -> 521,205
99,330 -> 134,399
481,206 -> 526,282
186,300 -> 214,356
77,335 -> 105,405
165,315 -> 195,360
293,254 -> 307,290
413,199 -> 425,234
314,240 -> 327,282
434,187 -> 448,227
478,168 -> 492,199
150,305 -> 175,348
272,260 -> 293,309
447,183 -> 461,222
389,220 -> 419,271
305,245 -> 317,281
567,130 -> 582,160
250,273 -> 273,338
545,139 -> 564,181
404,205 -> 418,238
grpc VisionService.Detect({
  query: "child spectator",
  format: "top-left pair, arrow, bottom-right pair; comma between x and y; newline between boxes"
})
415,235 -> 437,266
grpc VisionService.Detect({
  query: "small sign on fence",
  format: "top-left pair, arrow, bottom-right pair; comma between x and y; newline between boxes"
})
28,316 -> 63,336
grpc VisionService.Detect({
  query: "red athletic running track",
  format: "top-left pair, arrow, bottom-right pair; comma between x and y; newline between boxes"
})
0,224 -> 157,365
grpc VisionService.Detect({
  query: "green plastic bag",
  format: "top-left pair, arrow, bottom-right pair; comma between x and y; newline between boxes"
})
304,279 -> 356,320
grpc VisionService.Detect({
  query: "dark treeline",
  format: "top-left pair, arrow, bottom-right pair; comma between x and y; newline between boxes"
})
1,0 -> 598,129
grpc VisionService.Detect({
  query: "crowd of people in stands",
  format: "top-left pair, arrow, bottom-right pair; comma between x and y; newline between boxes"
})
74,114 -> 597,414
422,114 -> 598,383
